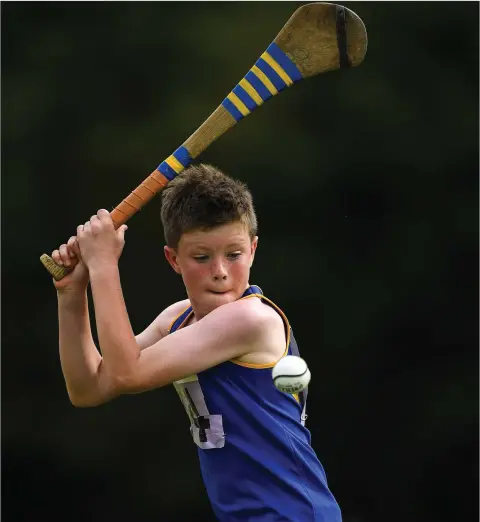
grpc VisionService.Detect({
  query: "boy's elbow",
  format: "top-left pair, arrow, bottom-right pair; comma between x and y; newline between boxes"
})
68,392 -> 97,408
70,397 -> 95,408
67,384 -> 119,408
68,391 -> 105,408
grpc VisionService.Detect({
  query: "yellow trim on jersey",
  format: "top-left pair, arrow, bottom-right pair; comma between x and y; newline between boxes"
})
167,290 -> 300,404
230,293 -> 291,369
167,306 -> 193,335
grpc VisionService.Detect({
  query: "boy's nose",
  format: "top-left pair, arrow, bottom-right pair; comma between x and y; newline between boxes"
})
212,260 -> 228,280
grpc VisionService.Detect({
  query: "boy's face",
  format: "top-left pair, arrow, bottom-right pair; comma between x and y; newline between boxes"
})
164,221 -> 258,319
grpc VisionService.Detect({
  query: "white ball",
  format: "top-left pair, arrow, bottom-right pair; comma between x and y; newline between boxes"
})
272,355 -> 311,393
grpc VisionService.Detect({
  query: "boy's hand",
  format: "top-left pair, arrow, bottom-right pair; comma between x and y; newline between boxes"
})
77,209 -> 128,271
51,236 -> 89,293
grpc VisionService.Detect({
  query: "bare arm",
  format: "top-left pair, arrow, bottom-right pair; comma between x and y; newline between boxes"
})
58,285 -> 187,406
57,289 -> 116,407
68,209 -> 275,405
135,299 -> 191,351
50,235 -> 115,407
51,223 -> 186,406
84,263 -> 274,399
88,263 -> 138,380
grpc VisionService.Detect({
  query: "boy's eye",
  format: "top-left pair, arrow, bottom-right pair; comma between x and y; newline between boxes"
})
228,252 -> 241,260
193,255 -> 208,262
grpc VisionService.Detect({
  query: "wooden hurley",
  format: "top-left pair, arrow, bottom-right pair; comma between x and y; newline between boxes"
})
41,2 -> 367,280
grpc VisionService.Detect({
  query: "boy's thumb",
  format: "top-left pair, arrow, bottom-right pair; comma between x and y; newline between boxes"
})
118,224 -> 128,238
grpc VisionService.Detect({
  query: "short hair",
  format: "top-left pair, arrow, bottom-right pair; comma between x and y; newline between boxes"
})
160,163 -> 258,248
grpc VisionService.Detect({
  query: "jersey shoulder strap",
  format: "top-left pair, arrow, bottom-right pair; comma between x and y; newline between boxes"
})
288,329 -> 308,424
243,284 -> 309,425
168,306 -> 193,334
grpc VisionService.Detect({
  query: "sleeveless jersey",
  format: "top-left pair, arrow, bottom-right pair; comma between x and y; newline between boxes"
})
169,285 -> 342,522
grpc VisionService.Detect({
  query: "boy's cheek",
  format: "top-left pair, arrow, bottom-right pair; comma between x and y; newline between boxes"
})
231,263 -> 250,282
184,265 -> 208,284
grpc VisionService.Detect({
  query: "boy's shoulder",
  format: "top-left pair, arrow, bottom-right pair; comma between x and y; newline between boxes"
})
137,299 -> 191,349
201,296 -> 286,363
160,299 -> 192,335
163,294 -> 286,343
136,295 -> 286,377
137,299 -> 190,342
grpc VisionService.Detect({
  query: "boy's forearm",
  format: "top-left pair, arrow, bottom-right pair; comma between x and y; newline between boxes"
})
88,263 -> 139,382
57,290 -> 105,405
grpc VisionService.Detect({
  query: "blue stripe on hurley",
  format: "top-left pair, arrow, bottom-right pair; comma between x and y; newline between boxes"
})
255,58 -> 287,92
232,85 -> 258,111
172,145 -> 191,167
157,162 -> 178,181
266,42 -> 303,82
245,70 -> 272,102
222,97 -> 244,122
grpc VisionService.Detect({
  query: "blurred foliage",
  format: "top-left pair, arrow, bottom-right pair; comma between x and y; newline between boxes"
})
2,2 -> 478,522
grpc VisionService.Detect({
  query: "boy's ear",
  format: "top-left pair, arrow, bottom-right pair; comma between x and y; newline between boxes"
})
250,236 -> 259,266
164,246 -> 182,274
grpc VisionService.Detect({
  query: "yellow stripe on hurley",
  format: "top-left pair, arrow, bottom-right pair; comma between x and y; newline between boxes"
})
227,92 -> 250,116
261,52 -> 293,86
251,65 -> 278,95
221,42 -> 300,123
165,155 -> 185,174
239,78 -> 264,106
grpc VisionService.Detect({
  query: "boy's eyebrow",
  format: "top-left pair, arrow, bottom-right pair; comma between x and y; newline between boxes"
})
187,241 -> 246,250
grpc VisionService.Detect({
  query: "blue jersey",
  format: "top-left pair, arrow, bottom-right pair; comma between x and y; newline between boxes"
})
169,285 -> 341,522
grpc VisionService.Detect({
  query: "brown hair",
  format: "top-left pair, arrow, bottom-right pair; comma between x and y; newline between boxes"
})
160,164 -> 257,248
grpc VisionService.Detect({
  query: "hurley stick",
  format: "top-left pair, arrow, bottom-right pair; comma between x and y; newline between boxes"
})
41,2 -> 367,280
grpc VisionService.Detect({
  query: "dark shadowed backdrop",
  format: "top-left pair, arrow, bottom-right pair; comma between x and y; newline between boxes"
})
2,2 -> 478,521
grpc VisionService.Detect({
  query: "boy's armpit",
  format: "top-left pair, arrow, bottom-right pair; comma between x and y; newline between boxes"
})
135,299 -> 191,351
120,299 -> 271,394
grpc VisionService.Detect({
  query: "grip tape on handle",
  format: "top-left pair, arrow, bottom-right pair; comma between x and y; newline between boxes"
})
40,168 -> 170,280
40,254 -> 72,281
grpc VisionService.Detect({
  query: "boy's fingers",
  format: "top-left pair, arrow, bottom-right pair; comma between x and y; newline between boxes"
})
59,244 -> 71,267
51,249 -> 62,265
67,236 -> 78,258
117,224 -> 128,241
71,240 -> 81,256
97,209 -> 114,229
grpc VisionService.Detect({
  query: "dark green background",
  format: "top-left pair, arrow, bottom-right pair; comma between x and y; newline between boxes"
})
2,2 -> 478,521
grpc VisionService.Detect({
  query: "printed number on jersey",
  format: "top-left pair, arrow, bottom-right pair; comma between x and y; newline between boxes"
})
173,375 -> 225,449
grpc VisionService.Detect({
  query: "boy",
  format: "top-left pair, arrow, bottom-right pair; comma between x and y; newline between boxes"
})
52,164 -> 342,521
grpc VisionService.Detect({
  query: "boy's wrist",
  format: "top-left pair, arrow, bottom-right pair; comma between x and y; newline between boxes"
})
57,287 -> 88,307
88,260 -> 119,281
